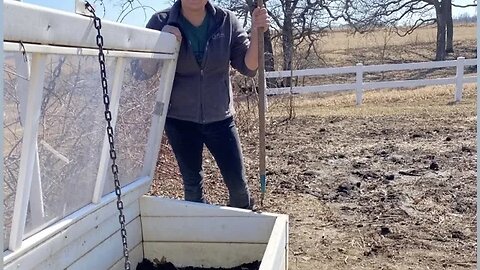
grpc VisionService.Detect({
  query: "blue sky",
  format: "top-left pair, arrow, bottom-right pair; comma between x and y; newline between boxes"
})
23,0 -> 478,27
22,0 -> 171,26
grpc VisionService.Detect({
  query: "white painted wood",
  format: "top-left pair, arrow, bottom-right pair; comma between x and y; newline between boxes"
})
455,57 -> 465,102
141,54 -> 179,178
29,144 -> 45,228
14,54 -> 29,125
14,54 -> 45,227
355,63 -> 364,105
66,217 -> 142,270
4,1 -> 178,54
364,77 -> 455,90
9,53 -> 46,251
266,65 -> 358,78
140,196 -> 276,218
109,243 -> 144,270
362,59 -> 459,72
39,140 -> 69,164
266,83 -> 356,95
265,58 -> 478,103
265,59 -> 478,80
259,215 -> 289,270
92,57 -> 127,204
143,242 -> 266,268
142,216 -> 275,243
4,42 -> 177,59
464,58 -> 476,66
4,176 -> 148,264
463,76 -> 476,83
8,203 -> 140,270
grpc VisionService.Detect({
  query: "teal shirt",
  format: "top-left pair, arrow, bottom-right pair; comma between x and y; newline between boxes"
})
179,12 -> 211,65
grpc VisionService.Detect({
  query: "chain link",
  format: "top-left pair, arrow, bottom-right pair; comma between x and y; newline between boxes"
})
41,57 -> 65,114
85,2 -> 131,269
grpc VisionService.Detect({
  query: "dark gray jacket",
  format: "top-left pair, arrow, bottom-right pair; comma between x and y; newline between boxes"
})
146,0 -> 256,123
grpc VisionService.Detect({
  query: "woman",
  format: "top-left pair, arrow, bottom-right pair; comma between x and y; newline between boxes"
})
146,0 -> 269,209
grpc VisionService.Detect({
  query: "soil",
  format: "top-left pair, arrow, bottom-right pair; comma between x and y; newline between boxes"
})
151,85 -> 476,270
136,258 -> 260,270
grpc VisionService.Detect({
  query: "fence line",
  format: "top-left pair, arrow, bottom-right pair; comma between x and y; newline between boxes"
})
265,57 -> 477,104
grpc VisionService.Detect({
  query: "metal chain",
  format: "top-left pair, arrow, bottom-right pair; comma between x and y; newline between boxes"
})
41,57 -> 66,114
84,2 -> 131,270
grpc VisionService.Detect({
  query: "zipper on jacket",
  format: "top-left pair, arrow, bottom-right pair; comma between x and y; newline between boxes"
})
200,67 -> 205,123
199,23 -> 222,123
185,38 -> 205,123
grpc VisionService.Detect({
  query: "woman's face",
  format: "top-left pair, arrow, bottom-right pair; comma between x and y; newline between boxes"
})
181,0 -> 208,13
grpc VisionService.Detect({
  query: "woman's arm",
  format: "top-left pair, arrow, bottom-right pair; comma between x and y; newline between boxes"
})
244,7 -> 269,71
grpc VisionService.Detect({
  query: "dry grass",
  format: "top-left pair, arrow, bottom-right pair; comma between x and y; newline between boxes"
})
320,24 -> 476,53
267,83 -> 477,119
269,24 -> 477,70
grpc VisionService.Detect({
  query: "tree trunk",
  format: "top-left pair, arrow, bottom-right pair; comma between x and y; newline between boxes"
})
445,0 -> 454,53
282,10 -> 294,87
246,0 -> 276,86
435,3 -> 447,61
263,30 -> 276,88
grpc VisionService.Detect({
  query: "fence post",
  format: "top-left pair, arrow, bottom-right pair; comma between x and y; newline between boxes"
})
455,57 -> 465,103
355,63 -> 364,105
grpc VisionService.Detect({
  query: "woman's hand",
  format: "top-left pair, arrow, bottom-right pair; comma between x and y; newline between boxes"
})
251,7 -> 269,33
162,25 -> 182,42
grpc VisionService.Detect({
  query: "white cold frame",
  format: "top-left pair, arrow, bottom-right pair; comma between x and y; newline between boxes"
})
2,1 -> 289,269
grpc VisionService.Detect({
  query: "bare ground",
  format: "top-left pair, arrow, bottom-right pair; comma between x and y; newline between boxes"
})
150,31 -> 477,269
151,83 -> 476,270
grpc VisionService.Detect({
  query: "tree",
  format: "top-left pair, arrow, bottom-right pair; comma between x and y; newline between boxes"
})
218,0 -> 335,85
333,0 -> 476,61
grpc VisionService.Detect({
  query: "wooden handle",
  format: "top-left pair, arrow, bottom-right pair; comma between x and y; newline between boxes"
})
257,0 -> 267,195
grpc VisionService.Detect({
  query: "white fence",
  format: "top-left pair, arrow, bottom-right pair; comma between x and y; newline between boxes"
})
265,57 -> 477,105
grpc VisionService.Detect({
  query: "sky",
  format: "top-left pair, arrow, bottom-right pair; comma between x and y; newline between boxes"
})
21,0 -> 478,27
22,0 -> 171,26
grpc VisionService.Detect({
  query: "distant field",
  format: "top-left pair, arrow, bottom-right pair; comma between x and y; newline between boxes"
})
267,24 -> 477,70
321,24 -> 476,52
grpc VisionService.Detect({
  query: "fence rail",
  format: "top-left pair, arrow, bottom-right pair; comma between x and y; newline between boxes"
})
265,57 -> 477,105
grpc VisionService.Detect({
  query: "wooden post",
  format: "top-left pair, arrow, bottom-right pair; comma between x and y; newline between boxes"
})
455,56 -> 465,103
9,53 -> 47,251
355,63 -> 364,106
257,0 -> 267,205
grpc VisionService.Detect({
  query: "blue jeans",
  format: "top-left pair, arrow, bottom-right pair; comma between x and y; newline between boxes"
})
164,117 -> 252,209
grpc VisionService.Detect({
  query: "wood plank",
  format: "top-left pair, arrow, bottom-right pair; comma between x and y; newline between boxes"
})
5,202 -> 140,270
9,53 -> 46,250
259,215 -> 288,270
5,1 -> 178,54
92,57 -> 127,203
4,178 -> 147,264
141,216 -> 274,243
4,42 -> 176,59
143,242 -> 265,268
141,57 -> 178,179
108,243 -> 144,270
364,77 -> 455,90
140,196 -> 278,218
66,217 -> 142,270
266,83 -> 356,95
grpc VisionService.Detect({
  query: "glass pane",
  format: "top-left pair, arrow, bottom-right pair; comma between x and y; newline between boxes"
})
3,52 -> 26,250
24,55 -> 116,237
103,59 -> 163,195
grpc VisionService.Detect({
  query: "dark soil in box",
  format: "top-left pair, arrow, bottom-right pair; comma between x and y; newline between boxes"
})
137,258 -> 260,270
